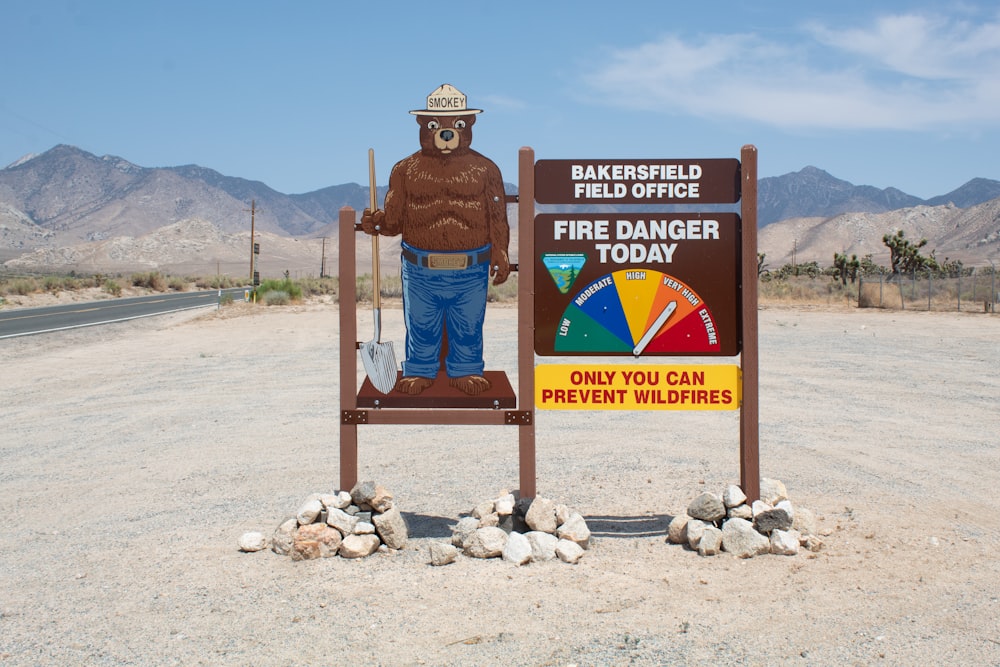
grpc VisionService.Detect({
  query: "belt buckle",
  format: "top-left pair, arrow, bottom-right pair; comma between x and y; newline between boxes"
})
427,253 -> 469,270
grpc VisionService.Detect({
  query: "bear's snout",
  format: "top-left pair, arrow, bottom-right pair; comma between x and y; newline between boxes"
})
433,127 -> 462,152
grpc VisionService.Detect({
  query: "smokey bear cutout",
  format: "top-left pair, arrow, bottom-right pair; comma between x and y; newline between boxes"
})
361,84 -> 510,396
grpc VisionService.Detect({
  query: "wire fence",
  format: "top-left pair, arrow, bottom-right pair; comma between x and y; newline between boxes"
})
858,268 -> 999,313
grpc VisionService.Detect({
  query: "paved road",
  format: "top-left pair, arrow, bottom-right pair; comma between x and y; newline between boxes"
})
0,288 -> 247,339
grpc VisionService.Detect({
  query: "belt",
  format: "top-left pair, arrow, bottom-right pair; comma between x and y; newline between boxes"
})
402,247 -> 491,270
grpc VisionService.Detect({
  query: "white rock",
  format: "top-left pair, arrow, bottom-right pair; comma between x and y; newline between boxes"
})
525,531 -> 559,562
751,500 -> 772,517
369,485 -> 394,513
525,496 -> 558,533
238,531 -> 268,552
555,539 -> 585,564
667,515 -> 689,545
502,531 -> 533,565
494,493 -> 516,516
775,499 -> 795,522
722,485 -> 747,508
555,512 -> 591,549
271,518 -> 297,556
464,526 -> 508,558
792,507 -> 817,537
770,529 -> 801,556
350,480 -> 377,507
296,498 -> 324,525
326,507 -> 359,535
354,521 -> 376,535
471,500 -> 495,519
727,504 -> 753,520
688,492 -> 726,522
429,542 -> 458,566
554,503 -> 572,527
721,518 -> 770,558
698,526 -> 723,556
372,505 -> 408,549
451,516 -> 480,547
760,478 -> 789,505
339,533 -> 380,558
334,490 -> 353,509
686,519 -> 708,550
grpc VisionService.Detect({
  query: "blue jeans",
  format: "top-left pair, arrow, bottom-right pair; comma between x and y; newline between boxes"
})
400,242 -> 490,378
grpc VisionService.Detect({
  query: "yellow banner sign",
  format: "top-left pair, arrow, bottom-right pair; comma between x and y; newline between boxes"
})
535,364 -> 740,411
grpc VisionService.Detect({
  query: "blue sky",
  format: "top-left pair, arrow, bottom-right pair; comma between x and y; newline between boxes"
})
2,1 -> 998,199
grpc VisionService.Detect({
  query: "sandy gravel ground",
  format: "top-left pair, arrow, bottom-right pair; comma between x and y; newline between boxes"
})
1,299 -> 999,666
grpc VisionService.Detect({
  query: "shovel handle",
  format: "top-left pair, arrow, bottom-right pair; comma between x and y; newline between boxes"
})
368,148 -> 380,311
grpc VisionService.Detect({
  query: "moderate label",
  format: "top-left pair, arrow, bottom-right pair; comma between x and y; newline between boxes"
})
534,159 -> 740,204
535,364 -> 741,411
534,213 -> 741,356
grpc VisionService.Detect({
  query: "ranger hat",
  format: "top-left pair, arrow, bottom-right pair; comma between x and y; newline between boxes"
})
410,83 -> 483,116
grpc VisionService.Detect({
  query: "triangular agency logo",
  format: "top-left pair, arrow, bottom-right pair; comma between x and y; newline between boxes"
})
541,253 -> 587,294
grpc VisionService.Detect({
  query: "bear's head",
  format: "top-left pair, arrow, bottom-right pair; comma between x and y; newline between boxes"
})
416,113 -> 476,157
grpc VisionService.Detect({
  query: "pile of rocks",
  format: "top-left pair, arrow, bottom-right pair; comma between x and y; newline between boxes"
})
238,480 -> 408,560
667,478 -> 823,558
428,493 -> 592,566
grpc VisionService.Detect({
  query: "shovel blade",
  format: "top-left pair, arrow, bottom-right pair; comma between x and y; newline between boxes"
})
360,339 -> 398,394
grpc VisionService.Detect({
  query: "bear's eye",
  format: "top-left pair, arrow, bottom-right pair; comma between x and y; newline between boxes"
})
427,120 -> 440,130
454,119 -> 467,129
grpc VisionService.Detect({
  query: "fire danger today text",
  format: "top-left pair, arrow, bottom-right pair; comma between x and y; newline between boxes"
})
553,217 -> 720,264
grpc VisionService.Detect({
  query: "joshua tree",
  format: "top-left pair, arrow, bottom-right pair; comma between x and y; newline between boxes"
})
882,230 -> 935,278
833,252 -> 861,285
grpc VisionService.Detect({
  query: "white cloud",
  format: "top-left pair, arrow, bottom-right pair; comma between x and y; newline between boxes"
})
583,11 -> 1000,130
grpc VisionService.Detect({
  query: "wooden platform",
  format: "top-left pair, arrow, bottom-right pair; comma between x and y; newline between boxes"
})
356,370 -> 516,409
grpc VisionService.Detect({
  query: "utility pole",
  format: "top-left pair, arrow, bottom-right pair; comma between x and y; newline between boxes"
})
320,237 -> 328,278
246,199 -> 257,285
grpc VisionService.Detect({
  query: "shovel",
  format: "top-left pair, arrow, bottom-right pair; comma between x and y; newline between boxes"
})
358,148 -> 398,394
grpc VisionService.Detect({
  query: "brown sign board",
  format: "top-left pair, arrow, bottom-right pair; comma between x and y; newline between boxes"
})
534,159 -> 741,205
534,213 -> 741,356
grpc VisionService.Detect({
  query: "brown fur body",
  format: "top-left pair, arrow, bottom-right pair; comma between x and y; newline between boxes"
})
360,111 -> 509,395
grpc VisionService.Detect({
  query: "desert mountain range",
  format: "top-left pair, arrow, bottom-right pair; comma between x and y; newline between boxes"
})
2,144 -> 999,277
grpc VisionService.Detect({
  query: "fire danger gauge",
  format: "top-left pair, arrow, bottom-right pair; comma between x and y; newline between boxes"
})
553,269 -> 720,355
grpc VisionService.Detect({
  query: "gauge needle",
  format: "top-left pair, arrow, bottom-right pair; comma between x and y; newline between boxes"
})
633,300 -> 677,357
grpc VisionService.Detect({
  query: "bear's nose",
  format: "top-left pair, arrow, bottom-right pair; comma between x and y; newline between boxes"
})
440,129 -> 455,141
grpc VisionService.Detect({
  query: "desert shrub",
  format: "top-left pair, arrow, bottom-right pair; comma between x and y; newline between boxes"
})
167,277 -> 188,291
260,290 -> 290,306
42,276 -> 63,292
488,274 -> 518,302
353,274 -> 403,303
297,276 -> 338,297
5,278 -> 37,296
195,274 -> 240,289
354,275 -> 373,302
257,278 -> 302,303
104,280 -> 122,296
131,271 -> 167,291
